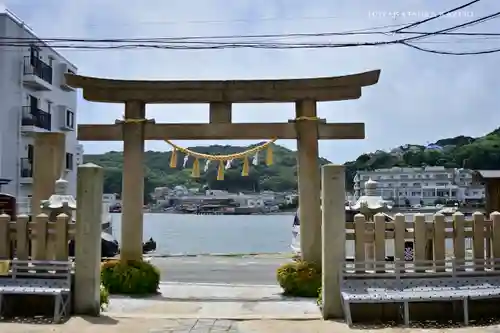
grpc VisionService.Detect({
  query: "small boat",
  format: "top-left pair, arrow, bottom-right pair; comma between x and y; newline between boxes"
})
437,207 -> 458,216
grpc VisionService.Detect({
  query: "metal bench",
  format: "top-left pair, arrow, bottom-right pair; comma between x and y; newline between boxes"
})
340,259 -> 500,327
0,260 -> 72,323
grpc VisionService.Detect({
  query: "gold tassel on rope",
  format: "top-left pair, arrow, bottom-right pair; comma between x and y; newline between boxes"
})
169,149 -> 178,168
192,158 -> 200,178
217,160 -> 225,180
266,144 -> 273,166
242,157 -> 250,176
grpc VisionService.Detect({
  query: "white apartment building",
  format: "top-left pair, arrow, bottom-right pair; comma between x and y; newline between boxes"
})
354,166 -> 485,206
0,10 -> 79,202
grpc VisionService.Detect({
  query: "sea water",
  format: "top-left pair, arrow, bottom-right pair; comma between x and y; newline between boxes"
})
110,213 -> 468,256
110,213 -> 294,255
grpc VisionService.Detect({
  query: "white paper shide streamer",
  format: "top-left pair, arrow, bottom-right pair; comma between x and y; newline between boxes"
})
252,152 -> 259,166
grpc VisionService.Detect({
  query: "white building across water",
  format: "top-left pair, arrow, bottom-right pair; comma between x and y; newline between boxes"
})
0,9 -> 82,211
354,166 -> 485,206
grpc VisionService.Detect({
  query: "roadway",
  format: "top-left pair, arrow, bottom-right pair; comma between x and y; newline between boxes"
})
150,255 -> 292,285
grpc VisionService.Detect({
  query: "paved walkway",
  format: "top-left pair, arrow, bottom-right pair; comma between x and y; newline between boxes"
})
2,317 -> 500,333
150,256 -> 290,285
105,282 -> 321,319
0,317 -> 239,332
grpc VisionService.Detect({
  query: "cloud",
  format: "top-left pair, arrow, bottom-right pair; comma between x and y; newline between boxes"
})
4,0 -> 500,163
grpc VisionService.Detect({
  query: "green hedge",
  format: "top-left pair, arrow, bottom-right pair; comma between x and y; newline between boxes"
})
276,260 -> 321,297
100,284 -> 109,309
101,259 -> 160,295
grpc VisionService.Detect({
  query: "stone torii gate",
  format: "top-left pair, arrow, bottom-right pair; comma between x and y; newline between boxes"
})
66,70 -> 380,263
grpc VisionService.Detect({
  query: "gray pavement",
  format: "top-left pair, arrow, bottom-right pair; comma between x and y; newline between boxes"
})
106,282 -> 321,320
146,319 -> 239,332
150,256 -> 291,285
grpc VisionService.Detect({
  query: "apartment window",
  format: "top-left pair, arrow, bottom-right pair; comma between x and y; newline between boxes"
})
29,45 -> 40,62
47,100 -> 52,114
400,183 -> 408,187
27,95 -> 38,108
65,153 -> 74,170
48,56 -> 54,66
400,175 -> 409,179
65,109 -> 75,129
27,144 -> 34,162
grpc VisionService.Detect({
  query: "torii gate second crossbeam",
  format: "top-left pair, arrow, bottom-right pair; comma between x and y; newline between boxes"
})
66,70 -> 381,264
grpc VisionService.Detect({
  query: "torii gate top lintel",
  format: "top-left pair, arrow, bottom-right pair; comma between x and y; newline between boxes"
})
73,69 -> 381,141
65,69 -> 380,104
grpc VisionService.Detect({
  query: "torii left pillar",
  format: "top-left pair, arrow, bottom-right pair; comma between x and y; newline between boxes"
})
121,101 -> 146,261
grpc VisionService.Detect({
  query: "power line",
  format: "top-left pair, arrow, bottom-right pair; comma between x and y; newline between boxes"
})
1,37 -> 498,54
396,31 -> 500,36
0,23 -> 409,43
0,28 -> 499,45
0,10 -> 497,55
0,14 -> 497,44
392,0 -> 481,33
401,10 -> 500,43
401,42 -> 500,55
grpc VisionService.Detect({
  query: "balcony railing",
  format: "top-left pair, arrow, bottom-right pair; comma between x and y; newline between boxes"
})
20,158 -> 33,178
23,56 -> 53,84
21,106 -> 52,131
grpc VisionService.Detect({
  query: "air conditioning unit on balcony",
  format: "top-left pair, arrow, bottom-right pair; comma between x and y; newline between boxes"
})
57,105 -> 75,131
58,63 -> 76,91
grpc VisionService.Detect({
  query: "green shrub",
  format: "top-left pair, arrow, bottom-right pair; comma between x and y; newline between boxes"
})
101,259 -> 160,295
317,286 -> 322,307
276,260 -> 321,297
100,284 -> 109,310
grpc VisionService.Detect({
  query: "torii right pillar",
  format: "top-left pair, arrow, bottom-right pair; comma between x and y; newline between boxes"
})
295,100 -> 322,264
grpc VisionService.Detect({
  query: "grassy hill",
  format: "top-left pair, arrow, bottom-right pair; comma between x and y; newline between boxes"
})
84,143 -> 331,199
343,127 -> 500,189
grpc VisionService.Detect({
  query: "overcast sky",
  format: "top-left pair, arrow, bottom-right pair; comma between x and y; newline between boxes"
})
3,0 -> 499,163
